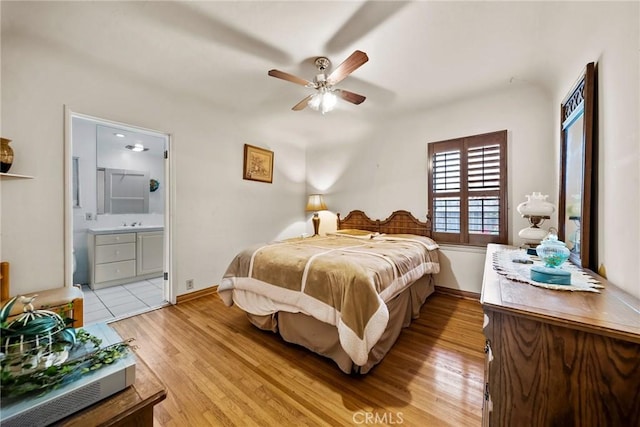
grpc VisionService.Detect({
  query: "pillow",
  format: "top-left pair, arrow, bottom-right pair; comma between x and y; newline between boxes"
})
327,229 -> 381,239
333,229 -> 375,236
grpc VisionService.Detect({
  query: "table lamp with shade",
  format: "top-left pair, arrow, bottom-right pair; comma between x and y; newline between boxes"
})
517,192 -> 556,246
305,194 -> 327,236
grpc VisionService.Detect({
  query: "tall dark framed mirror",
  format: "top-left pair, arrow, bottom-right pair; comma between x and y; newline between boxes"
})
558,62 -> 596,269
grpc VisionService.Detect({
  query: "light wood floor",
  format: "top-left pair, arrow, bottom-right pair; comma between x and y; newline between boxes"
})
111,291 -> 486,427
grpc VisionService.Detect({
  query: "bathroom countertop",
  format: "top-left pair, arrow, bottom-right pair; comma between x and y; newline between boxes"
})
88,226 -> 164,234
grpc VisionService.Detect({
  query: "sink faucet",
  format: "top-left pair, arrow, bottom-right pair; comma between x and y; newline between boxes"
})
131,222 -> 137,227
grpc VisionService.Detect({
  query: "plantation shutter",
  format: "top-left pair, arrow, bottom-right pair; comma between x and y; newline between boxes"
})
430,141 -> 462,242
428,130 -> 507,245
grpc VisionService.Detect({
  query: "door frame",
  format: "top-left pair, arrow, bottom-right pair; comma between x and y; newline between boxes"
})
63,106 -> 175,304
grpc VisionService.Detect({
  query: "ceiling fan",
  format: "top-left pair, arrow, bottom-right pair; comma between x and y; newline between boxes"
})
268,50 -> 369,114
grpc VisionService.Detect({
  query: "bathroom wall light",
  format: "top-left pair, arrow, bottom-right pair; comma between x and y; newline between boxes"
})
125,143 -> 148,152
114,133 -> 126,138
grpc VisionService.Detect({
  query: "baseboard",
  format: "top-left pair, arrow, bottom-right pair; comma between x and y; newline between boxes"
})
435,286 -> 480,301
176,285 -> 218,304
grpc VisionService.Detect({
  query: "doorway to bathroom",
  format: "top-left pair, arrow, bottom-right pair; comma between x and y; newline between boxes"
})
65,110 -> 172,325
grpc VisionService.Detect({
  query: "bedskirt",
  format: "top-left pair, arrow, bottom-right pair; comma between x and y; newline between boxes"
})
245,274 -> 435,374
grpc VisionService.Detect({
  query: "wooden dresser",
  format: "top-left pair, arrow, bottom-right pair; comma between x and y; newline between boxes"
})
481,244 -> 640,427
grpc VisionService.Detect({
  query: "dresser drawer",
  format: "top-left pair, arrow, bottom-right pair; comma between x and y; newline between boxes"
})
95,242 -> 136,264
94,260 -> 136,283
95,233 -> 136,245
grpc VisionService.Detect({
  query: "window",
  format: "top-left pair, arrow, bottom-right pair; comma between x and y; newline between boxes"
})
427,130 -> 508,245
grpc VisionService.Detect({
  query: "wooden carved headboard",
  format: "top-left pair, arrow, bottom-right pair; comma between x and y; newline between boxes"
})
336,210 -> 432,237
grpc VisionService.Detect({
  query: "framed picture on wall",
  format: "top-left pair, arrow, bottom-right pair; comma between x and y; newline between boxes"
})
243,144 -> 274,183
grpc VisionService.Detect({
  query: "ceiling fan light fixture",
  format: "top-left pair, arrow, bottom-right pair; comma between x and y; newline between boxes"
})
308,90 -> 337,114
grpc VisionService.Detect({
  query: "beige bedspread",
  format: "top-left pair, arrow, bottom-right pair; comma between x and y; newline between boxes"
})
218,234 -> 439,366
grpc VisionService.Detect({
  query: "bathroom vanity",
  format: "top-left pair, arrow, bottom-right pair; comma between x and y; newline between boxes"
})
88,227 -> 163,290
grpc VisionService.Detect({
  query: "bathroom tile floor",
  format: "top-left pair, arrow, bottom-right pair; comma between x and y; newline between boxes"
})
82,277 -> 168,326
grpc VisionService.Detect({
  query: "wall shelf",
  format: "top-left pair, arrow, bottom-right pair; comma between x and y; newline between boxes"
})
0,172 -> 34,179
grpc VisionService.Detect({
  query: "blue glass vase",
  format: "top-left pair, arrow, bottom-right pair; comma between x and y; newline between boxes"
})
536,233 -> 570,268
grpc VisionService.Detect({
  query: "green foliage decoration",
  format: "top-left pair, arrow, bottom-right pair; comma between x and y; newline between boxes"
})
0,296 -> 132,398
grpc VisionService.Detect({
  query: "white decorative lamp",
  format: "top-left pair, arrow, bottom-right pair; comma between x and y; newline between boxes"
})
517,192 -> 556,245
305,194 -> 328,236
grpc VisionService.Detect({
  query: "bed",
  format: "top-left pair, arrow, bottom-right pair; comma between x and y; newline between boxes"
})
218,210 -> 440,374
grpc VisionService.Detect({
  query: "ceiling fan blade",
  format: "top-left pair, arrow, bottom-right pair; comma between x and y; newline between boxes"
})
324,2 -> 410,54
292,95 -> 313,111
268,69 -> 314,87
337,89 -> 366,105
326,50 -> 369,86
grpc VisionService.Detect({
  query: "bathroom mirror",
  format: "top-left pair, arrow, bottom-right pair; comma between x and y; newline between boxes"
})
96,124 -> 165,214
97,167 -> 149,214
558,62 -> 596,269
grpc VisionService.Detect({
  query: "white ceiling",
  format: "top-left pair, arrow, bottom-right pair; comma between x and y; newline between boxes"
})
4,1 -> 612,146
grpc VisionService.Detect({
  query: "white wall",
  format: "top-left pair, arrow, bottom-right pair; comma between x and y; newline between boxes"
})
1,1 -> 638,300
1,4 -> 306,296
550,2 -> 639,297
308,84 -> 555,294
308,2 -> 640,298
72,116 -> 97,285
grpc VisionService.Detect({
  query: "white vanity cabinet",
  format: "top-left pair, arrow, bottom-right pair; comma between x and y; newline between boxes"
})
93,233 -> 137,285
88,228 -> 164,290
137,231 -> 163,276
